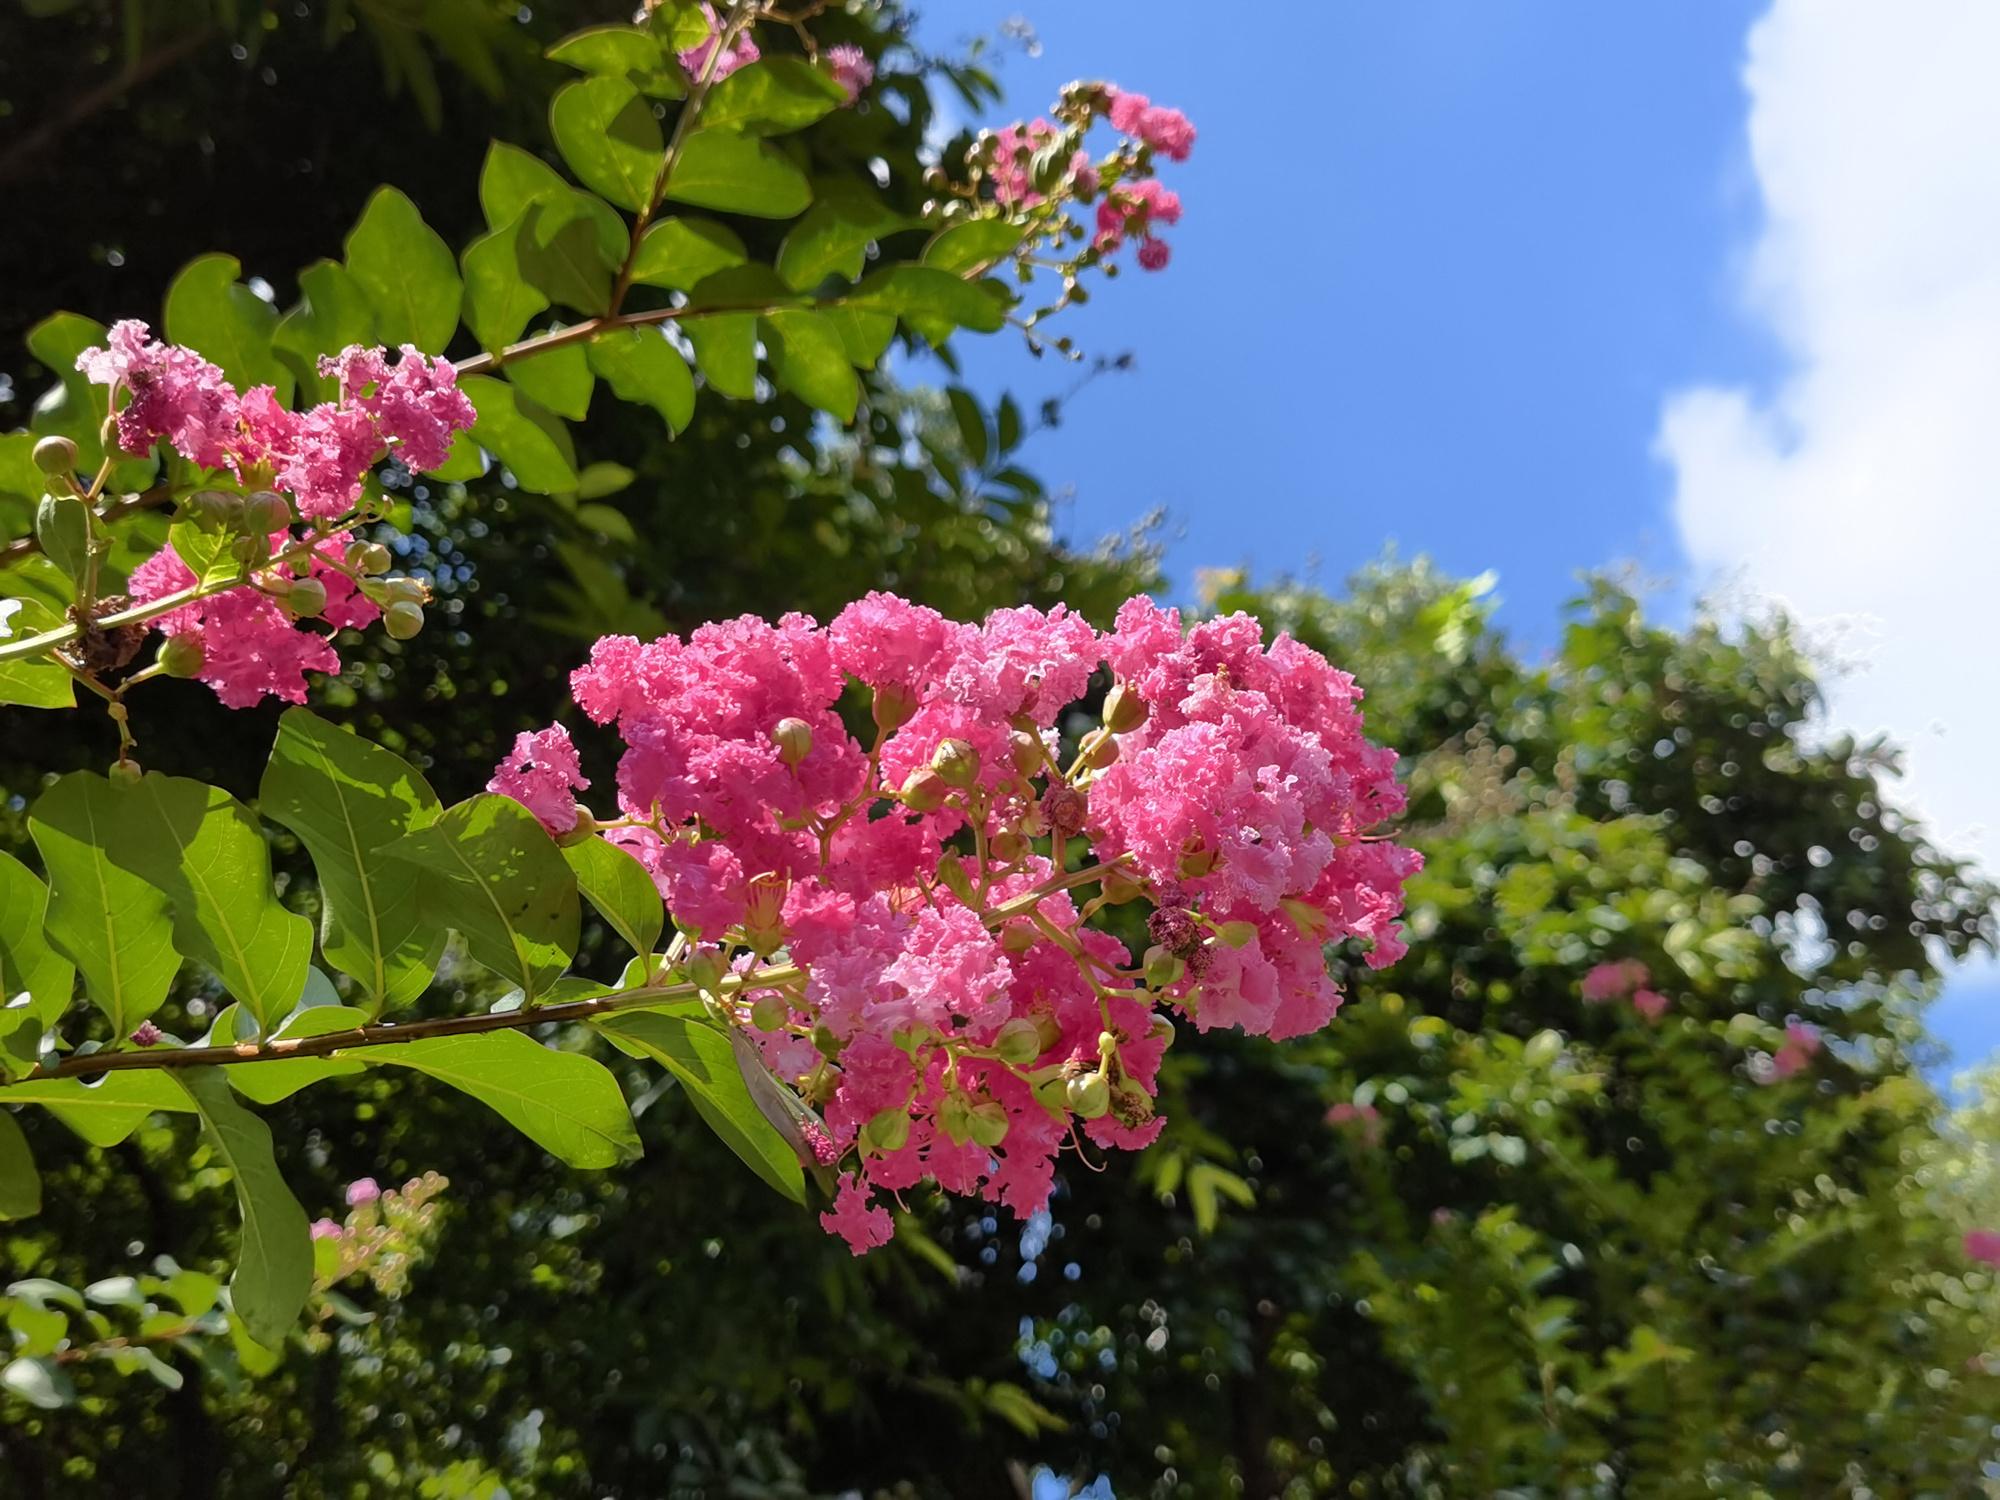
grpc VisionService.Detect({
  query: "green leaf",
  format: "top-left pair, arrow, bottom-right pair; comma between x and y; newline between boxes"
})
0,597 -> 77,709
226,1003 -> 370,1105
26,312 -> 157,488
461,222 -> 550,353
459,376 -> 579,494
162,253 -> 292,402
381,794 -> 579,1000
585,327 -> 694,433
0,1111 -> 40,1219
175,1068 -> 312,1350
562,836 -> 664,959
2,1072 -> 195,1148
505,337 -> 594,420
947,387 -> 988,468
546,24 -> 684,97
110,774 -> 313,1034
627,216 -> 746,292
550,76 -> 664,213
0,850 -> 73,1067
259,707 -> 443,1013
365,1032 -> 639,1167
850,265 -> 1008,342
516,197 -> 619,317
273,260 -> 378,402
32,494 -> 90,589
665,130 -> 812,219
776,179 -> 919,290
763,309 -> 858,421
344,186 -> 462,353
479,141 -> 572,231
703,56 -> 846,136
28,773 -> 181,1038
165,520 -> 247,591
820,306 -> 896,370
596,1012 -> 804,1203
922,218 -> 1025,275
574,461 -> 636,499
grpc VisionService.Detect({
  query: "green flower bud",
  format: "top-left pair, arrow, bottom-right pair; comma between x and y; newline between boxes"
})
1066,1072 -> 1111,1120
1102,681 -> 1148,734
1148,1012 -> 1177,1049
158,634 -> 206,679
1033,1074 -> 1070,1114
285,577 -> 328,618
242,491 -> 293,533
31,435 -> 78,476
1099,866 -> 1146,905
383,601 -> 425,640
993,1017 -> 1044,1066
684,948 -> 726,995
998,921 -> 1037,955
871,681 -> 917,732
813,1024 -> 845,1059
899,766 -> 948,813
750,995 -> 789,1031
935,855 -> 977,904
931,737 -> 980,788
1010,729 -> 1043,776
861,1106 -> 912,1154
771,717 -> 813,767
1144,945 -> 1186,988
554,809 -> 597,846
968,1099 -> 1011,1147
937,1090 -> 974,1146
107,759 -> 144,786
349,541 -> 393,575
187,490 -> 241,529
383,577 -> 428,605
990,830 -> 1029,863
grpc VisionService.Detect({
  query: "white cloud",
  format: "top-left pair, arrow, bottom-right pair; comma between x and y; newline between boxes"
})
1658,0 -> 2000,871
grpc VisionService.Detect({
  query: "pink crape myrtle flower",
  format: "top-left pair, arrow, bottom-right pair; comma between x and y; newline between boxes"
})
78,320 -> 237,466
488,725 -> 591,837
1630,988 -> 1670,1022
310,1218 -> 343,1241
679,3 -> 758,80
1106,88 -> 1196,161
1767,1020 -> 1823,1081
344,1177 -> 382,1207
1965,1228 -> 2000,1267
826,44 -> 873,103
1582,959 -> 1648,1003
502,594 -> 1417,1253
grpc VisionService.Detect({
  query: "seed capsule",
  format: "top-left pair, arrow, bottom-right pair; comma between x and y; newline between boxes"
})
285,577 -> 328,618
1066,1072 -> 1111,1120
1101,680 -> 1148,734
931,737 -> 980,788
159,634 -> 206,679
771,717 -> 813,767
383,601 -> 425,640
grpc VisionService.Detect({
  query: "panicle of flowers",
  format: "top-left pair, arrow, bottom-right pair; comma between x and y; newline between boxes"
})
495,592 -> 1418,1253
308,1171 -> 450,1305
1580,959 -> 1669,1021
931,80 -> 1195,351
74,321 -> 472,707
676,2 -> 759,81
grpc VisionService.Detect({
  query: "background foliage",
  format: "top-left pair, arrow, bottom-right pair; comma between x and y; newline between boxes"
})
2,3 -> 1996,1496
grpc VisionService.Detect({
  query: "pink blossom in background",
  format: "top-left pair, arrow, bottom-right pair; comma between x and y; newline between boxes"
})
826,44 -> 873,103
1965,1228 -> 2000,1266
310,1218 -> 343,1241
1768,1020 -> 1823,1080
1631,988 -> 1670,1022
344,1177 -> 381,1207
1582,959 -> 1649,1002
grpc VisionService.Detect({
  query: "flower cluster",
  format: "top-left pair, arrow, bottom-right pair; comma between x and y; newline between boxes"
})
1966,1228 -> 2000,1267
949,80 -> 1195,286
1766,1019 -> 1822,1081
676,3 -> 759,82
75,323 -> 474,707
496,593 -> 1417,1252
1581,959 -> 1669,1021
308,1172 -> 450,1312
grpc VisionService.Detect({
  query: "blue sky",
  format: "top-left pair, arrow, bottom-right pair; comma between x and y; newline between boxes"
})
913,2 -> 2000,1073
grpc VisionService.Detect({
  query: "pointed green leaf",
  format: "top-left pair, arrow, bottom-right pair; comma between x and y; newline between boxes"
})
175,1068 -> 312,1350
922,218 -> 1025,275
562,836 -> 664,959
0,1111 -> 40,1219
1,1072 -> 195,1148
163,253 -> 292,402
109,774 -> 313,1034
28,773 -> 181,1038
0,850 -> 74,1072
821,305 -> 896,370
381,794 -> 578,1000
461,221 -> 550,353
259,708 -> 443,1013
665,130 -> 812,219
0,597 -> 76,709
364,1031 -> 639,1167
344,186 -> 462,353
459,377 -> 578,494
516,197 -> 618,317
273,260 -> 378,402
505,336 -> 594,420
547,24 -> 684,97
550,76 -> 664,213
763,309 -> 858,420
596,1012 -> 803,1202
481,142 -> 567,229
776,179 -> 919,290
703,56 -> 846,136
586,327 -> 694,432
628,216 -> 746,292
850,264 -> 1008,341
